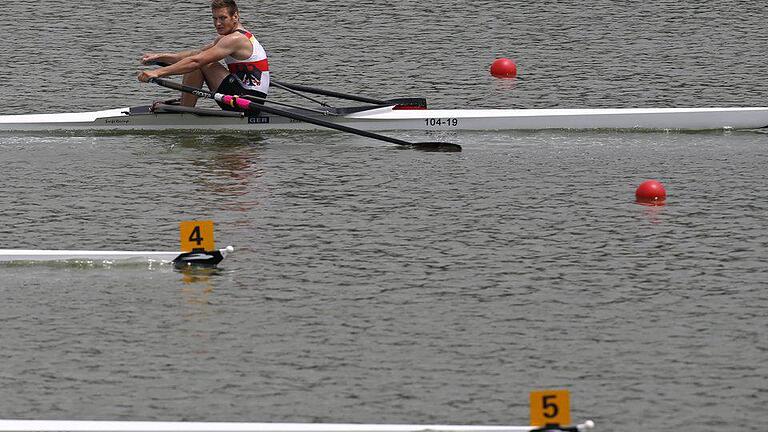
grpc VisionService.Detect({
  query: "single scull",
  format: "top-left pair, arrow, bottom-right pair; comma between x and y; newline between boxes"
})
1,104 -> 768,132
2,75 -> 767,133
0,420 -> 595,432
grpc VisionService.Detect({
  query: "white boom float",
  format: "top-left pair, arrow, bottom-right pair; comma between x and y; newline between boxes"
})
0,420 -> 595,432
0,221 -> 231,267
0,246 -> 233,266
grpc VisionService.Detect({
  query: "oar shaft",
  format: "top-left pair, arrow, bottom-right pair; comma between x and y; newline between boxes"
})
272,80 -> 387,105
149,78 -> 460,152
225,95 -> 414,147
269,81 -> 331,107
239,94 -> 335,116
151,78 -> 404,146
152,78 -> 212,100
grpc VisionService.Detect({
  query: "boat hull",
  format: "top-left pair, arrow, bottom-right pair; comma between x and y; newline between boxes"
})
1,105 -> 768,132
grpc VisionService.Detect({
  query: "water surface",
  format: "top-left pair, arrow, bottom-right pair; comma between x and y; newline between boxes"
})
1,2 -> 767,432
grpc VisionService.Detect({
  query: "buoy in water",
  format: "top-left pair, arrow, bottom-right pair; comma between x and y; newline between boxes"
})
635,180 -> 666,205
490,58 -> 517,78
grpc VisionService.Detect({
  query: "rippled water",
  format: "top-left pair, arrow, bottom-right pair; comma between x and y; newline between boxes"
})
1,2 -> 767,432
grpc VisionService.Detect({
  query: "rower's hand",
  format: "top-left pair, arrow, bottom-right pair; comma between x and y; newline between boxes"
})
137,69 -> 159,83
140,53 -> 163,65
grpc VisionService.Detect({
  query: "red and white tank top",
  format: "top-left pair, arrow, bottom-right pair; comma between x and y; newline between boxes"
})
225,29 -> 270,95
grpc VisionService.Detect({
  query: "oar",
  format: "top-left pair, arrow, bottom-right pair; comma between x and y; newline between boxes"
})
149,78 -> 461,152
269,81 -> 333,107
271,80 -> 389,105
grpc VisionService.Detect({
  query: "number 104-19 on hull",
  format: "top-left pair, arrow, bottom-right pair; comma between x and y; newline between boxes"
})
425,118 -> 458,127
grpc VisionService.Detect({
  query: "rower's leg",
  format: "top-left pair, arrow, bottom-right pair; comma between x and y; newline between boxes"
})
201,63 -> 232,94
180,69 -> 205,107
179,63 -> 229,107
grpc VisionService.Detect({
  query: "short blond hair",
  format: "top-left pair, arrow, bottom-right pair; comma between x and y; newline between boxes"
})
211,0 -> 238,15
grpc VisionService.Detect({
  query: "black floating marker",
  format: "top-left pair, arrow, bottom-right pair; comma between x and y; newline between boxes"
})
172,249 -> 225,268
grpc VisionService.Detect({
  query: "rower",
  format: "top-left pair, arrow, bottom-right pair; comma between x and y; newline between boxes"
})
137,0 -> 269,113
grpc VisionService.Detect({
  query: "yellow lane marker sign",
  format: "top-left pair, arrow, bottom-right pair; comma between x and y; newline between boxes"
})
179,220 -> 215,252
530,389 -> 571,427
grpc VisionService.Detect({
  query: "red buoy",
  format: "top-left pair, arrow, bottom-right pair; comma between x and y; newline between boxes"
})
635,180 -> 666,205
490,58 -> 517,78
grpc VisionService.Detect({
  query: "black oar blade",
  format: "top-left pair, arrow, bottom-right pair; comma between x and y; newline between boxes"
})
410,142 -> 463,152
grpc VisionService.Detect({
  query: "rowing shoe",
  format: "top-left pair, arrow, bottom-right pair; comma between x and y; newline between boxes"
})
149,77 -> 462,152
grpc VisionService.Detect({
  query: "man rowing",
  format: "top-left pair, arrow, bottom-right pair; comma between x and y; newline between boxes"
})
137,0 -> 269,111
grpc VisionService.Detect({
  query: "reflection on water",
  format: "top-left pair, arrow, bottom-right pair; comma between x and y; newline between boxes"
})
638,204 -> 665,225
153,132 -> 268,211
179,267 -> 217,306
172,132 -> 267,150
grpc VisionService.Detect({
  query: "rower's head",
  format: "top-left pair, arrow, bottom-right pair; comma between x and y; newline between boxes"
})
211,0 -> 240,35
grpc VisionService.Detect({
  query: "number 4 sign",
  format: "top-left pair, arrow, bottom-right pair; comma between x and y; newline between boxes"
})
530,389 -> 570,427
179,220 -> 215,252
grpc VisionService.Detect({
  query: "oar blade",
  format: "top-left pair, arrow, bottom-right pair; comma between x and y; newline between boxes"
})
411,142 -> 463,152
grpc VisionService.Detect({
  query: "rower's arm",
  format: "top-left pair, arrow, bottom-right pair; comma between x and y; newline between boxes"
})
159,49 -> 202,63
149,36 -> 240,78
141,39 -> 219,65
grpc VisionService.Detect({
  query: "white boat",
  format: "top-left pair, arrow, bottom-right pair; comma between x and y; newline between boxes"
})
0,246 -> 234,266
1,102 -> 768,132
0,420 -> 595,432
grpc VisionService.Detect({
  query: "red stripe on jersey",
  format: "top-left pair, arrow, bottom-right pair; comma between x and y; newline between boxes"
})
227,58 -> 269,74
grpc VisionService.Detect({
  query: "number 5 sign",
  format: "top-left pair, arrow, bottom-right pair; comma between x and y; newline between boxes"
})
530,389 -> 570,427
